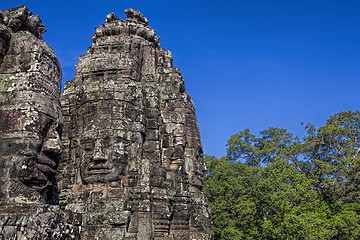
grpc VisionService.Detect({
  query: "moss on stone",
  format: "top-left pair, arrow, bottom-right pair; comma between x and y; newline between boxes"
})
0,74 -> 17,106
0,74 -> 15,92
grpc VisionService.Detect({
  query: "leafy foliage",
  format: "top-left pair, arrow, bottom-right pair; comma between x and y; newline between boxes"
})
303,111 -> 360,203
204,110 -> 360,239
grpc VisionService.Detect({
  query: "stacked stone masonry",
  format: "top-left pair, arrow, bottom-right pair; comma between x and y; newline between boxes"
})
0,6 -> 212,239
0,6 -> 78,239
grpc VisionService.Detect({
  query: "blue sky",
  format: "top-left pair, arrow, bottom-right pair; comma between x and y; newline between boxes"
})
3,1 -> 360,157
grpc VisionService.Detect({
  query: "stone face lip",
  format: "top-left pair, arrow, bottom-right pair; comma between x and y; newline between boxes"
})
59,8 -> 213,240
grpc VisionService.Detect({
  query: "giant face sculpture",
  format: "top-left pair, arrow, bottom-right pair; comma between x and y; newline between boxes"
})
0,101 -> 62,203
80,129 -> 129,186
64,70 -> 144,188
0,6 -> 62,204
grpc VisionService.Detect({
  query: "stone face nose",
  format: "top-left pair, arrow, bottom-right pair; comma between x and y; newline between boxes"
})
42,125 -> 63,157
91,141 -> 107,164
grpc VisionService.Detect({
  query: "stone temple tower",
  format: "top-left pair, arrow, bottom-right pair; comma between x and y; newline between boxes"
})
59,9 -> 213,239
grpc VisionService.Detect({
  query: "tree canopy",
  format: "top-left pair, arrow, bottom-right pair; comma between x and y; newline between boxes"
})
204,110 -> 360,240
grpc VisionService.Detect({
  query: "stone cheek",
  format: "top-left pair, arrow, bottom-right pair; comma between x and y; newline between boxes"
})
59,9 -> 212,240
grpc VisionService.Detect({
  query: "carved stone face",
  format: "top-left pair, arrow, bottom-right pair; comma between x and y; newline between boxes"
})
0,6 -> 62,203
17,113 -> 62,180
0,97 -> 62,203
80,130 -> 129,186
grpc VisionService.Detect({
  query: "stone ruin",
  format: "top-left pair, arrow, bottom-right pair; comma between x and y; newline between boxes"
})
0,6 -> 73,239
0,6 -> 212,240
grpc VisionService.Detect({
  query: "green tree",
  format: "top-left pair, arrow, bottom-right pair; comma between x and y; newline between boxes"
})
204,155 -> 326,239
226,127 -> 304,171
256,157 -> 322,240
303,111 -> 360,203
204,110 -> 360,239
204,155 -> 262,239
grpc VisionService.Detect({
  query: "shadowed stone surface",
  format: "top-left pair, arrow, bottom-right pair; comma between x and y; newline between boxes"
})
0,6 -> 78,239
59,8 -> 212,240
0,5 -> 212,239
